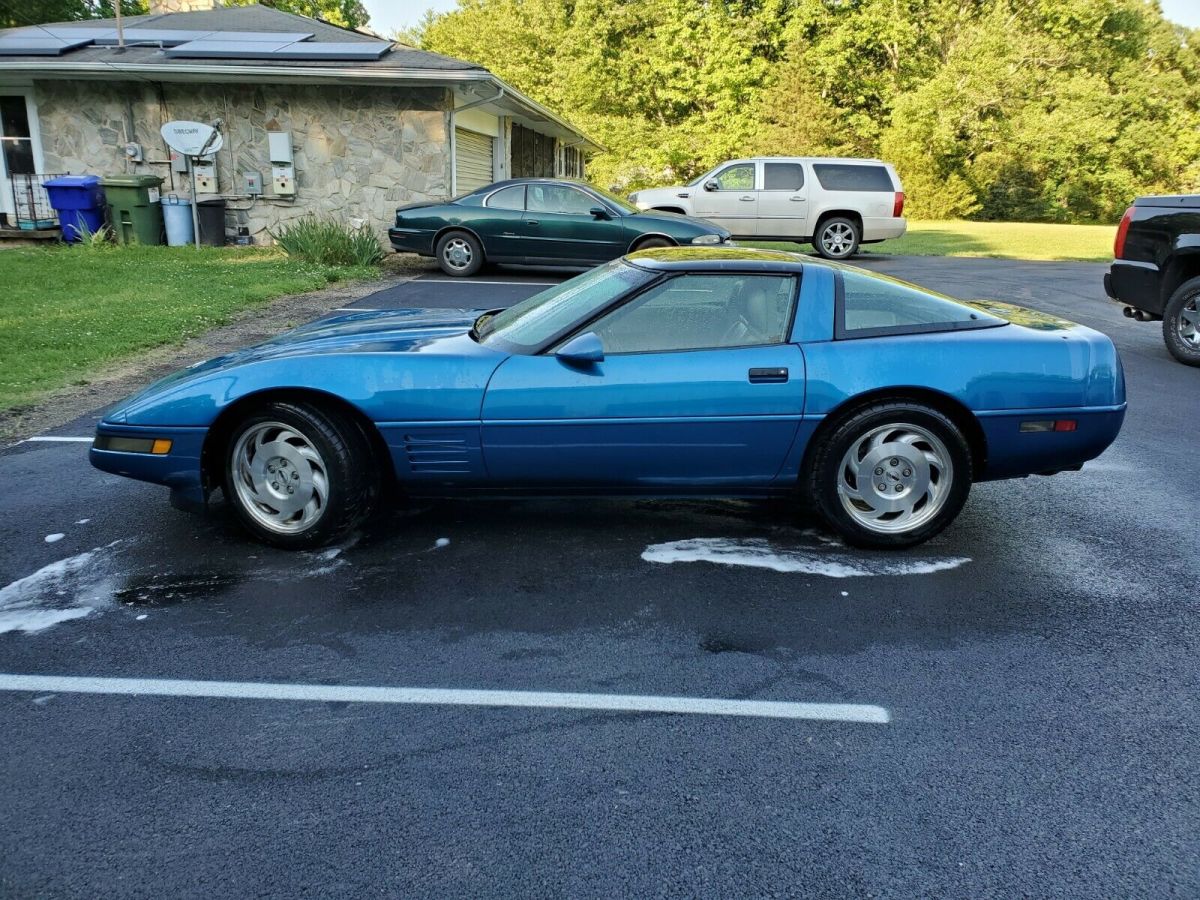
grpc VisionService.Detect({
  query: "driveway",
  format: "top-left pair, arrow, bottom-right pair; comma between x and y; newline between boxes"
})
0,256 -> 1195,898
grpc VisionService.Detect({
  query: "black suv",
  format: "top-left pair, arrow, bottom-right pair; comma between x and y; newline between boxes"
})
1106,195 -> 1200,366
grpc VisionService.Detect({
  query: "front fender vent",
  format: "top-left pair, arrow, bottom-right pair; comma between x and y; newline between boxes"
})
404,434 -> 470,474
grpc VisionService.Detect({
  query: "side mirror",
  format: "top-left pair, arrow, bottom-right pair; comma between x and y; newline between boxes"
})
703,180 -> 719,192
589,206 -> 611,220
555,331 -> 604,365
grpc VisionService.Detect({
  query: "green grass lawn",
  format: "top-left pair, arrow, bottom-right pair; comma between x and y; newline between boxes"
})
748,219 -> 1116,262
0,244 -> 374,412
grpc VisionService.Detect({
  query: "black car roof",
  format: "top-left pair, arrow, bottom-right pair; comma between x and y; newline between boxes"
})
625,246 -> 809,273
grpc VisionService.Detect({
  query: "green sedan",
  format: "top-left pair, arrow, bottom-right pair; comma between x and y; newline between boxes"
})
387,178 -> 733,277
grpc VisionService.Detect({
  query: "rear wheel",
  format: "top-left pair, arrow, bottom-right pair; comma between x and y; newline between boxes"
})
225,401 -> 377,549
436,230 -> 484,277
814,217 -> 860,260
805,402 -> 972,548
1162,276 -> 1200,366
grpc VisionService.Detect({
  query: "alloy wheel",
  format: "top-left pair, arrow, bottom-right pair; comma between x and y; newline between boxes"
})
821,222 -> 855,257
836,422 -> 954,534
442,237 -> 473,271
230,421 -> 329,534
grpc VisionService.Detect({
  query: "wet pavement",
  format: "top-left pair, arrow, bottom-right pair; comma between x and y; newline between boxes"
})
1,255 -> 1196,898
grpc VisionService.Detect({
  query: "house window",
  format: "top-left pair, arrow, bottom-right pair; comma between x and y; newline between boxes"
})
1,95 -> 35,176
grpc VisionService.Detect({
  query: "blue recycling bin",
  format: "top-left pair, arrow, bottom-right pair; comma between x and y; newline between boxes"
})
43,175 -> 106,242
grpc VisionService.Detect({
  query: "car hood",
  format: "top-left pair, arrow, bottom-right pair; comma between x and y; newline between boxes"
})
627,208 -> 730,236
103,308 -> 489,422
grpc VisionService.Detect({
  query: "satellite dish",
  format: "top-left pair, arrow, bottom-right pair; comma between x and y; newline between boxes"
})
160,120 -> 223,157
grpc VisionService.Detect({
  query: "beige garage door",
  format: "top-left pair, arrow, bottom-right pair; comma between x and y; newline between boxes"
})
455,128 -> 494,194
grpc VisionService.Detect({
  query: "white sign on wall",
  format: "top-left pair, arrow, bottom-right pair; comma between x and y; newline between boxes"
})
160,120 -> 224,157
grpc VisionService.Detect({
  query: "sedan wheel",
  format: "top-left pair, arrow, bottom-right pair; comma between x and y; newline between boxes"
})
1163,276 -> 1200,366
224,401 -> 377,548
815,217 -> 860,260
806,401 -> 972,548
436,231 -> 484,277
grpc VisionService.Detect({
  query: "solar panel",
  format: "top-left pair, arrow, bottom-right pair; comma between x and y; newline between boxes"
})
166,40 -> 300,59
92,29 -> 216,46
268,42 -> 391,60
166,38 -> 388,61
205,31 -> 315,42
8,27 -> 117,41
0,36 -> 93,56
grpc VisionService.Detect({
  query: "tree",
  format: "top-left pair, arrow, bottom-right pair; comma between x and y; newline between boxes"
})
1,0 -> 146,28
222,0 -> 370,31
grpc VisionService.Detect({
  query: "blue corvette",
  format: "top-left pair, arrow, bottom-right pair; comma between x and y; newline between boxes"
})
90,248 -> 1125,549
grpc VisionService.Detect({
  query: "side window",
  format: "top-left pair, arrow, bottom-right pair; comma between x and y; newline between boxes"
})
763,163 -> 804,191
812,164 -> 893,192
586,274 -> 795,354
839,269 -> 995,335
712,163 -> 755,191
527,184 -> 595,215
485,185 -> 525,210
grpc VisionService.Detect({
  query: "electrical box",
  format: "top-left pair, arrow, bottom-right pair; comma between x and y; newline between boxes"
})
268,131 -> 293,164
124,142 -> 143,163
242,171 -> 262,196
169,150 -> 188,173
192,160 -> 217,193
272,166 -> 295,196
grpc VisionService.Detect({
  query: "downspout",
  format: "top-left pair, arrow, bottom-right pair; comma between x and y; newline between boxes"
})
449,86 -> 505,196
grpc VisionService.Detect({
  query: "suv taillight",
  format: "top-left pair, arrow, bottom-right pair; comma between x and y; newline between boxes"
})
1114,206 -> 1133,259
892,191 -> 905,218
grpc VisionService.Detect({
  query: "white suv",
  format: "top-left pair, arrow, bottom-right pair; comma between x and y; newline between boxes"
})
629,157 -> 907,260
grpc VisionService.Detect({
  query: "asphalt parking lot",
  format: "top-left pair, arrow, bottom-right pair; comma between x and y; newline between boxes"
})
2,254 -> 1196,897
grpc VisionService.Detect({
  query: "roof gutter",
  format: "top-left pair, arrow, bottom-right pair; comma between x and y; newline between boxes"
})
0,61 -> 605,152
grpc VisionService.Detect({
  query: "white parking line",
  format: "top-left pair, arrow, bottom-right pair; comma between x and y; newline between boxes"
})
23,436 -> 92,443
417,278 -> 559,286
0,674 -> 890,724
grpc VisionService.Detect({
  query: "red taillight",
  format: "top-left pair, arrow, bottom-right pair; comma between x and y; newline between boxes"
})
1114,206 -> 1133,258
892,191 -> 906,218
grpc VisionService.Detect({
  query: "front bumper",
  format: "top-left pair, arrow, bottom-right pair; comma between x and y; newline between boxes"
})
89,422 -> 209,509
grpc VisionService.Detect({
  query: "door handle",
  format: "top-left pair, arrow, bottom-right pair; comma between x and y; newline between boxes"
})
790,196 -> 806,202
749,367 -> 788,383
525,220 -> 540,226
739,195 -> 755,202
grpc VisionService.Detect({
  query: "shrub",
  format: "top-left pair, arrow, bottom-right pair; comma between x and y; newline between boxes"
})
271,216 -> 384,267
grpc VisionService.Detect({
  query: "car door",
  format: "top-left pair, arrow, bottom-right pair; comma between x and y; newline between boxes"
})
480,273 -> 805,487
479,183 -> 529,260
690,162 -> 758,236
755,161 -> 808,239
520,183 -> 627,264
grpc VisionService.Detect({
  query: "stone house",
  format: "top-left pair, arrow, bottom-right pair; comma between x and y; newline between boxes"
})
0,2 -> 598,242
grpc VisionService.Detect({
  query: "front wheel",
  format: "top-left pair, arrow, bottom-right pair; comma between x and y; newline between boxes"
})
1162,276 -> 1200,366
436,230 -> 484,277
805,402 -> 972,549
225,401 -> 377,549
814,217 -> 860,260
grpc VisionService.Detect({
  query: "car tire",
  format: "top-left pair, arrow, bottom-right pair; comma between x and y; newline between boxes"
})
814,217 -> 860,260
436,230 -> 485,277
805,401 -> 972,549
1162,276 -> 1200,366
225,401 -> 377,549
631,236 -> 674,253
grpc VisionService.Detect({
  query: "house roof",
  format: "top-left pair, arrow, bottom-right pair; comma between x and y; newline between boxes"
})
0,4 -> 601,151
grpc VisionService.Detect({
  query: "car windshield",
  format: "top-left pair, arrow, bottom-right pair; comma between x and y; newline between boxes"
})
585,184 -> 638,215
474,261 -> 655,352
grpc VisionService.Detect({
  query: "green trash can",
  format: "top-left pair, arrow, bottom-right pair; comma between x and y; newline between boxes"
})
102,174 -> 164,245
